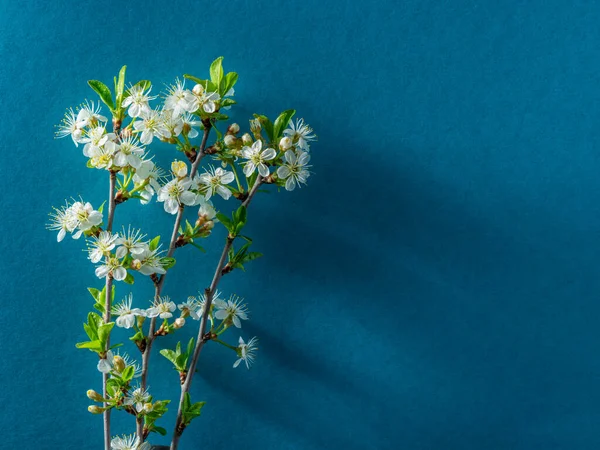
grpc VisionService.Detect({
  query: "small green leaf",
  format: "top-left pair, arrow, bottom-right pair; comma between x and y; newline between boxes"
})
273,109 -> 296,140
97,322 -> 114,347
116,65 -> 127,105
210,57 -> 224,91
149,236 -> 160,251
76,340 -> 103,351
153,427 -> 167,436
161,257 -> 176,270
223,72 -> 238,96
88,288 -> 102,302
216,213 -> 233,232
253,114 -> 274,141
160,349 -> 178,365
88,80 -> 115,111
123,272 -> 135,285
121,365 -> 134,382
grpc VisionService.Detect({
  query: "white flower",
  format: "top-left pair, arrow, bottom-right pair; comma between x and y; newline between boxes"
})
146,297 -> 176,319
157,177 -> 197,214
95,256 -> 127,281
98,351 -> 141,378
196,166 -> 234,200
191,83 -> 220,113
197,201 -> 216,219
283,118 -> 316,151
112,294 -> 145,329
88,140 -> 118,169
76,100 -> 107,128
124,387 -> 151,413
47,202 -> 78,242
70,201 -> 103,234
133,159 -> 164,205
177,297 -> 201,320
164,79 -> 197,116
114,136 -> 145,169
55,107 -> 85,145
122,84 -> 156,118
133,246 -> 166,276
233,336 -> 258,369
276,150 -> 311,191
214,294 -> 249,328
161,109 -> 184,137
171,160 -> 188,178
110,434 -> 150,450
115,226 -> 147,259
81,126 -> 116,158
182,113 -> 200,138
88,231 -> 118,263
133,109 -> 171,145
241,140 -> 277,177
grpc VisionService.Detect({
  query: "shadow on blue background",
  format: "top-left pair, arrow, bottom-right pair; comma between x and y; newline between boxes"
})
2,0 -> 600,449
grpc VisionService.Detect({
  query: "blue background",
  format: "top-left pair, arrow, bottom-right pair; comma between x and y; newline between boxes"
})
2,0 -> 600,449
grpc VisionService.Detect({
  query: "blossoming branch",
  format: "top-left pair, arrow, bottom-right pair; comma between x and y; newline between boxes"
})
47,57 -> 316,450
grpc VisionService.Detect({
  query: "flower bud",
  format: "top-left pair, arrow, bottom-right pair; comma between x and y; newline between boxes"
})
131,259 -> 142,270
203,220 -> 214,231
174,318 -> 186,329
88,405 -> 105,414
227,123 -> 240,135
250,119 -> 261,133
171,160 -> 188,178
192,84 -> 204,96
279,136 -> 293,151
224,135 -> 236,147
241,133 -> 253,146
113,355 -> 126,373
120,127 -> 132,139
143,403 -> 153,413
87,389 -> 104,402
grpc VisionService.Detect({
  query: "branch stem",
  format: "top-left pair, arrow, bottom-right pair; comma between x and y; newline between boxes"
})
170,177 -> 263,450
137,124 -> 212,441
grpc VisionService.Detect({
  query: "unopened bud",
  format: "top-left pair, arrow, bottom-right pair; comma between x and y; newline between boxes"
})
192,84 -> 204,96
224,135 -> 236,147
120,127 -> 132,139
131,259 -> 142,270
143,402 -> 153,413
88,405 -> 105,414
227,123 -> 240,135
241,133 -> 252,146
174,318 -> 186,329
87,390 -> 104,402
279,136 -> 293,151
203,220 -> 214,231
250,119 -> 261,133
113,355 -> 126,373
171,160 -> 188,178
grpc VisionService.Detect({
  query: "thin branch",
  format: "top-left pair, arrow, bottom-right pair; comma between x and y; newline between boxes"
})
137,124 -> 212,441
170,177 -> 263,450
102,170 -> 117,450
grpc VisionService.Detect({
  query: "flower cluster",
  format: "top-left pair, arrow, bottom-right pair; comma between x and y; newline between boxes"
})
47,199 -> 103,242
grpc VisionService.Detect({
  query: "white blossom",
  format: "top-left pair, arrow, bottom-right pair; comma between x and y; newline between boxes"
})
114,136 -> 145,169
95,256 -> 127,281
146,297 -> 176,319
88,231 -> 118,263
115,226 -> 147,259
177,297 -> 201,320
164,79 -> 196,116
133,159 -> 164,204
283,118 -> 316,151
233,336 -> 258,369
110,434 -> 150,450
182,113 -> 200,138
241,140 -> 276,177
133,109 -> 171,145
133,246 -> 166,276
276,150 -> 311,191
191,83 -> 220,113
55,107 -> 85,145
214,294 -> 249,328
124,387 -> 151,413
157,177 -> 197,214
81,126 -> 116,158
76,100 -> 107,128
122,84 -> 156,118
196,166 -> 234,200
112,294 -> 145,329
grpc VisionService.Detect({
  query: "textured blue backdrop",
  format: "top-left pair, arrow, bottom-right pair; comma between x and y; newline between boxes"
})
2,0 -> 600,449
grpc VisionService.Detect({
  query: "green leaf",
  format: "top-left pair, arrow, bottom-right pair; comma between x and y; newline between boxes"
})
116,65 -> 127,105
223,72 -> 238,96
123,272 -> 135,285
96,201 -> 106,214
234,205 -> 247,227
121,365 -> 134,382
76,340 -> 103,351
88,288 -> 102,302
186,338 -> 195,360
273,109 -> 296,140
216,213 -> 233,232
97,322 -> 114,347
189,241 -> 206,252
221,98 -> 237,108
153,427 -> 167,436
183,74 -> 207,86
88,80 -> 115,111
244,252 -> 263,262
210,57 -> 224,92
160,349 -> 178,365
149,236 -> 160,251
161,257 -> 176,270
